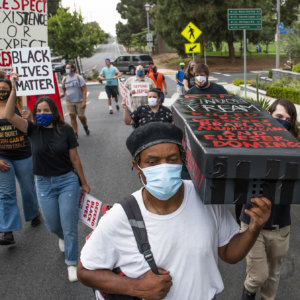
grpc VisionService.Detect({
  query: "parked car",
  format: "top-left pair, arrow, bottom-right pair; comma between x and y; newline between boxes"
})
112,54 -> 154,75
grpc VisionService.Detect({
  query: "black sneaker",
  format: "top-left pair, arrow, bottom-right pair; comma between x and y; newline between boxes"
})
116,104 -> 120,111
31,216 -> 41,227
242,287 -> 256,300
109,109 -> 113,114
84,126 -> 90,135
0,232 -> 15,245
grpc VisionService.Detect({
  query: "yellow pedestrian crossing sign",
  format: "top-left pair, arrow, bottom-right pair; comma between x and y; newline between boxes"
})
181,22 -> 202,43
185,43 -> 201,54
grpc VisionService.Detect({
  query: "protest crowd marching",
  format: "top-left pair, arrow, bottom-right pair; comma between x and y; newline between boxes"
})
1,53 -> 298,300
1,2 -> 299,300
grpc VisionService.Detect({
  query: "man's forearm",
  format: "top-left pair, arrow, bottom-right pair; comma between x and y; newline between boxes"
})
220,229 -> 260,264
78,263 -> 141,297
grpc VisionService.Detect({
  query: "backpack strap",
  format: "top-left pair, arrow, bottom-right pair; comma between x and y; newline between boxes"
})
119,195 -> 159,275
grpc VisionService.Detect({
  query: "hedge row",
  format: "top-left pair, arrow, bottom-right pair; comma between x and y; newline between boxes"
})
266,86 -> 300,105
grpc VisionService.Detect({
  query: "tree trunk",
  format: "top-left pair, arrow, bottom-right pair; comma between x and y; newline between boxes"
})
228,41 -> 236,63
75,57 -> 81,75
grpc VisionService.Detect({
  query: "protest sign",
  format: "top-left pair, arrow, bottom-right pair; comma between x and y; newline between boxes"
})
11,46 -> 55,96
79,193 -> 102,230
172,94 -> 300,205
131,82 -> 150,97
119,80 -> 131,109
0,0 -> 48,67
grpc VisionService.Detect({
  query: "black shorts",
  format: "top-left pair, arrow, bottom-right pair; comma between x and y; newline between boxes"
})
105,86 -> 119,98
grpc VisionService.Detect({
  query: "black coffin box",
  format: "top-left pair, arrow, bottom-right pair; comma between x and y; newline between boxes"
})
172,94 -> 300,204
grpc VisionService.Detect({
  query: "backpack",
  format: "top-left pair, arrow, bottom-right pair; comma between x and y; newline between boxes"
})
88,195 -> 159,300
62,74 -> 82,87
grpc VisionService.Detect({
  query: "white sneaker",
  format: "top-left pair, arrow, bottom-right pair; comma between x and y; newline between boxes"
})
58,238 -> 65,252
67,265 -> 78,282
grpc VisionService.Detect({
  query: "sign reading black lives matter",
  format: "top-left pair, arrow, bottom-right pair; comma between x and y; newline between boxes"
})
11,46 -> 55,96
172,94 -> 300,205
0,0 -> 48,67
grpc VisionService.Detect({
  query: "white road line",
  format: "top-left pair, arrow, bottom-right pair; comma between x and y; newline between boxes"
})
218,82 -> 229,85
87,92 -> 90,98
98,91 -> 107,100
212,72 -> 222,75
250,70 -> 267,74
223,74 -> 231,77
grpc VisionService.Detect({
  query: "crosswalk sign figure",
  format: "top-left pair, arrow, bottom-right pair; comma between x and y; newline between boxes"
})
181,22 -> 202,43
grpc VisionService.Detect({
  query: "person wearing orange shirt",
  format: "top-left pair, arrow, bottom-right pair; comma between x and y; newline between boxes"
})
148,66 -> 167,103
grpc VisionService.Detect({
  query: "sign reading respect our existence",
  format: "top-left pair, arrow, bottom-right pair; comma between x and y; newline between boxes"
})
11,46 -> 55,96
79,193 -> 102,230
228,9 -> 262,30
119,80 -> 131,109
131,82 -> 150,97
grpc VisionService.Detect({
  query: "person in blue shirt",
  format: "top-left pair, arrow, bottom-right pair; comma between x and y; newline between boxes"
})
98,59 -> 122,114
176,62 -> 185,96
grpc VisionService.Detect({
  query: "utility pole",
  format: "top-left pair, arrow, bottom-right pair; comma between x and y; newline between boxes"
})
145,3 -> 152,57
276,0 -> 280,69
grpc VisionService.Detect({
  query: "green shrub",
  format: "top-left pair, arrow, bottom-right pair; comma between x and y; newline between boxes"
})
248,97 -> 270,110
92,70 -> 99,79
86,75 -> 92,81
268,69 -> 273,78
266,86 -> 300,104
292,63 -> 300,73
232,78 -> 252,86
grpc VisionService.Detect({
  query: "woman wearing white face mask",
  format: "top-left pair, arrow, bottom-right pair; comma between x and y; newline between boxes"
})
122,88 -> 173,128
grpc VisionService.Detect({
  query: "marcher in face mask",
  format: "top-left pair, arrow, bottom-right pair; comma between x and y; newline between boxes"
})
239,100 -> 298,300
78,122 -> 271,300
176,62 -> 185,96
122,88 -> 173,128
4,73 -> 90,282
124,66 -> 156,111
0,78 -> 40,246
186,63 -> 227,95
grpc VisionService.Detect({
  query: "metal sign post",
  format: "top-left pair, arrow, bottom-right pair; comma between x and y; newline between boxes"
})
228,8 -> 262,99
243,29 -> 247,99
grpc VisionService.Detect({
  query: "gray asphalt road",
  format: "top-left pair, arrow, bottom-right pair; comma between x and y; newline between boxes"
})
1,44 -> 299,300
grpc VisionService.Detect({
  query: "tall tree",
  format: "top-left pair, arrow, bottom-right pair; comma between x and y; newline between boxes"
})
48,0 -> 62,16
48,8 -> 107,70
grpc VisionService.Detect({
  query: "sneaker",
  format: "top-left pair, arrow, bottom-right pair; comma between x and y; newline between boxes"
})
31,216 -> 41,227
83,126 -> 90,135
116,104 -> 120,111
242,287 -> 256,300
0,232 -> 15,245
109,109 -> 113,114
58,238 -> 65,252
67,266 -> 78,282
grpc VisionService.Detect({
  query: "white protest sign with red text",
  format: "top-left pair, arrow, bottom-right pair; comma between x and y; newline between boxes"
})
79,193 -> 102,230
131,82 -> 150,97
119,80 -> 131,110
0,0 -> 48,67
11,46 -> 55,96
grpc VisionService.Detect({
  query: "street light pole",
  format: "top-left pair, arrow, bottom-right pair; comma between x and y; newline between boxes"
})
276,0 -> 280,69
145,3 -> 152,56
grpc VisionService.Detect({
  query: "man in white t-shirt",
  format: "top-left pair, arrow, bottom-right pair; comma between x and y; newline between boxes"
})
78,122 -> 271,300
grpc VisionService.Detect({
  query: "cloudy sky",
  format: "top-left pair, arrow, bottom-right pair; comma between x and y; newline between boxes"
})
61,0 -> 122,36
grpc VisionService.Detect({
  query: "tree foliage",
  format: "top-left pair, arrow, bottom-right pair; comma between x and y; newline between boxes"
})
48,0 -> 61,16
116,0 -> 157,50
154,0 -> 299,60
48,8 -> 106,61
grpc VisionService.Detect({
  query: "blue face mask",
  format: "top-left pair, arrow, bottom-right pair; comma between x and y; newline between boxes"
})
137,70 -> 144,76
35,113 -> 54,127
66,69 -> 71,74
180,66 -> 184,70
276,118 -> 291,131
139,164 -> 183,201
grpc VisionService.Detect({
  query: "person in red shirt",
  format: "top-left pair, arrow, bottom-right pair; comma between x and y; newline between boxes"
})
148,66 -> 167,103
